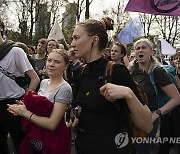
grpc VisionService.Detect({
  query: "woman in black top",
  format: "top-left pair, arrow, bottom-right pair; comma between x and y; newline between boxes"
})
68,17 -> 152,154
128,38 -> 180,154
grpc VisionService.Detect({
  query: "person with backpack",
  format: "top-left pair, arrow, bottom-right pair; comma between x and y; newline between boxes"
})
157,51 -> 180,154
66,17 -> 152,154
128,38 -> 180,154
0,18 -> 40,154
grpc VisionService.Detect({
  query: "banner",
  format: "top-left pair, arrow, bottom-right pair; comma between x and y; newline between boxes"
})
161,38 -> 176,55
48,21 -> 64,40
118,17 -> 143,45
125,0 -> 180,16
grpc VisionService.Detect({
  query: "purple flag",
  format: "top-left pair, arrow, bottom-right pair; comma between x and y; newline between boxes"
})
125,0 -> 180,16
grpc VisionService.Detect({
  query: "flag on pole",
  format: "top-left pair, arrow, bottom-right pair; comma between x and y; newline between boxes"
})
130,16 -> 144,38
118,17 -> 143,45
125,0 -> 180,16
161,38 -> 176,55
118,21 -> 134,45
48,21 -> 64,40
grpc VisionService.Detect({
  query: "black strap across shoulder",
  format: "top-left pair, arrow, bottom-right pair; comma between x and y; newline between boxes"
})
0,40 -> 29,89
0,40 -> 16,60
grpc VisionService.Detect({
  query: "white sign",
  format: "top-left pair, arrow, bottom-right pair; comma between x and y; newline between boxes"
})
161,39 -> 176,55
48,21 -> 64,41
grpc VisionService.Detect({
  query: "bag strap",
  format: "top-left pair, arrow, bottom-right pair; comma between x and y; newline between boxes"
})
0,40 -> 16,60
79,64 -> 87,76
149,73 -> 160,108
104,61 -> 114,84
0,65 -> 16,80
105,62 -> 147,138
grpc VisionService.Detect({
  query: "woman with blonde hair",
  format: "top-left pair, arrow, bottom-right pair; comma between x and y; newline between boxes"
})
67,18 -> 152,154
128,38 -> 180,154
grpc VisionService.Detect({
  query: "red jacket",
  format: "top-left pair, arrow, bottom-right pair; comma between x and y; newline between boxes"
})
19,91 -> 71,154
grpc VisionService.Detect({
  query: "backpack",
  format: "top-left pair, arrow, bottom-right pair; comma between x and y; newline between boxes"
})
0,40 -> 16,60
105,61 -> 148,106
76,61 -> 148,140
0,40 -> 30,89
149,65 -> 176,108
103,61 -> 148,139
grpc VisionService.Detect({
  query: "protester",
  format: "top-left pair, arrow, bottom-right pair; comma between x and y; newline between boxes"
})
174,51 -> 180,79
8,49 -> 72,154
169,54 -> 175,67
157,51 -> 180,154
67,17 -> 152,154
111,42 -> 127,64
104,47 -> 112,60
38,39 -> 61,79
128,49 -> 136,62
0,18 -> 40,154
66,49 -> 83,99
31,38 -> 47,80
46,39 -> 60,55
160,53 -> 169,65
65,49 -> 83,144
27,45 -> 36,56
16,42 -> 35,69
128,38 -> 180,154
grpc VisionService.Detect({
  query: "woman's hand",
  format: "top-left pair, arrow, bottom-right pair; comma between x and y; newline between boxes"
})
101,83 -> 153,133
100,83 -> 128,102
65,107 -> 80,128
7,100 -> 28,117
65,118 -> 79,128
151,112 -> 159,123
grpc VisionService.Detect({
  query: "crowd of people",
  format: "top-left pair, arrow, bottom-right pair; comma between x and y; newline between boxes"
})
0,15 -> 180,154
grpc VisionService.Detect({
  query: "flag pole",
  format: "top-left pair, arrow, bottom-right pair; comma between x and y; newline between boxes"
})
62,36 -> 69,48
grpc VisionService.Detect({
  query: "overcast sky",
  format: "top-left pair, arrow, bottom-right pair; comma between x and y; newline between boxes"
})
7,0 -> 131,30
90,0 -> 129,19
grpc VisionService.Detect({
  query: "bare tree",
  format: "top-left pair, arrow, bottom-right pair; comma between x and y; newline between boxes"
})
0,0 -> 8,8
103,0 -> 129,42
155,15 -> 180,46
0,0 -> 66,45
48,0 -> 64,26
70,0 -> 93,21
140,14 -> 156,36
112,0 -> 129,32
85,0 -> 93,19
5,0 -> 44,44
76,0 -> 84,21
